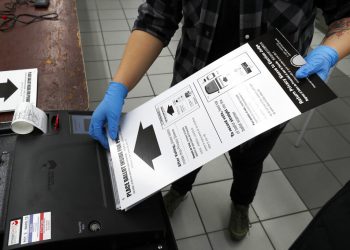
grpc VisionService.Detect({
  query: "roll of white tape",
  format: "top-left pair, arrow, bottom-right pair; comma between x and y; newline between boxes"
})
11,102 -> 47,134
11,120 -> 34,135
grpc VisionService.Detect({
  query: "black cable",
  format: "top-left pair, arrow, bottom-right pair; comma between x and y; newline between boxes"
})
0,0 -> 57,32
0,0 -> 34,15
0,12 -> 58,32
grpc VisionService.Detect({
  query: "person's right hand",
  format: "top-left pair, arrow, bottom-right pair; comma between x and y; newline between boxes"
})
89,82 -> 128,149
295,45 -> 339,81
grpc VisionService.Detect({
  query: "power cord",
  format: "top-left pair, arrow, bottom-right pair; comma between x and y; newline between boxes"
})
0,0 -> 57,32
0,0 -> 35,15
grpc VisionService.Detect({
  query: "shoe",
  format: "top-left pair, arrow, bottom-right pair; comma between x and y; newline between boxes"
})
229,202 -> 250,241
163,188 -> 187,217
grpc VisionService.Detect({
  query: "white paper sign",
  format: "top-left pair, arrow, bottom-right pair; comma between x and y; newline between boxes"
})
0,68 -> 37,112
108,30 -> 336,210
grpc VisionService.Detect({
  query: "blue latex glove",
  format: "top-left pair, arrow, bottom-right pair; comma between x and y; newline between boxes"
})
296,45 -> 339,81
89,82 -> 128,149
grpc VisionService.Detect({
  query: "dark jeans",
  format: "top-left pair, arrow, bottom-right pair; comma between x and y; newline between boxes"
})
171,123 -> 286,205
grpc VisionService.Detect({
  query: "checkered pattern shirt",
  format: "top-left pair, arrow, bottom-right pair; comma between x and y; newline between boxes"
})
133,0 -> 350,85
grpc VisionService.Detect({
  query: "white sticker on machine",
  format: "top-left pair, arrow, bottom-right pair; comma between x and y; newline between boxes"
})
20,212 -> 51,245
8,219 -> 21,246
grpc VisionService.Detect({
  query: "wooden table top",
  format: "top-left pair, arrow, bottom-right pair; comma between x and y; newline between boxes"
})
0,0 -> 88,122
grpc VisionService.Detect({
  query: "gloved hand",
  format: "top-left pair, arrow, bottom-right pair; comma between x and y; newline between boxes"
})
295,45 -> 339,81
89,82 -> 128,149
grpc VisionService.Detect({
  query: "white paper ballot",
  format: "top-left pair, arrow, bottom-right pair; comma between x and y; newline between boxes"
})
0,68 -> 38,112
108,29 -> 336,210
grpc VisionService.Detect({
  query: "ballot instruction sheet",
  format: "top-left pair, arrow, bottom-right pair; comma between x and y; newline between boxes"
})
0,68 -> 37,112
108,29 -> 336,210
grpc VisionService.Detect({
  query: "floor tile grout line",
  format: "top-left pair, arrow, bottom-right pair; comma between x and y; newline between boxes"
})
222,151 -> 281,173
277,158 -> 343,219
278,125 -> 350,169
87,77 -> 114,81
77,1 -> 112,80
187,192 -> 215,250
258,221 -> 277,250
256,208 -> 314,250
189,169 -> 306,248
321,161 -> 346,187
80,28 -> 130,33
89,95 -> 154,102
316,103 -> 350,128
277,159 -> 325,171
122,2 -> 134,32
284,67 -> 350,146
175,232 -> 213,245
82,44 -> 127,48
322,155 -> 350,165
258,209 -> 312,223
192,178 -> 233,188
78,30 -> 102,34
279,156 -> 347,187
84,58 -> 118,63
280,168 -> 324,213
79,1 -> 110,82
269,156 -> 317,216
104,40 -> 131,46
223,153 -> 232,168
287,119 -> 350,134
192,208 -> 312,237
176,220 -> 258,244
323,156 -> 350,167
145,74 -> 157,97
125,94 -> 157,99
273,139 -> 350,186
82,52 -> 173,63
190,168 -> 283,189
256,167 -> 315,222
343,97 -> 350,108
328,74 -> 350,79
294,129 -> 348,188
147,72 -> 174,76
95,1 -> 125,80
333,124 -> 350,145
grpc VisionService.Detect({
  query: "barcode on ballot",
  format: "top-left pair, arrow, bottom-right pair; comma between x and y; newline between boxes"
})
241,62 -> 252,74
117,142 -> 125,166
26,72 -> 32,102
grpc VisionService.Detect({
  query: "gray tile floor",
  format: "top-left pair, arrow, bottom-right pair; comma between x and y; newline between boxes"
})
77,1 -> 350,249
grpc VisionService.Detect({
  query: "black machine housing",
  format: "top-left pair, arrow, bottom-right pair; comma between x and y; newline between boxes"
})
0,111 -> 176,250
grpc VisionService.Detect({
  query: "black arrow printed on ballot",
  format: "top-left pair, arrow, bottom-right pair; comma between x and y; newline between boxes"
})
0,79 -> 18,101
134,123 -> 161,170
167,105 -> 175,116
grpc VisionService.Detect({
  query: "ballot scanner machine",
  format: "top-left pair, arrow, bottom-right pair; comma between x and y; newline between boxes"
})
0,111 -> 177,250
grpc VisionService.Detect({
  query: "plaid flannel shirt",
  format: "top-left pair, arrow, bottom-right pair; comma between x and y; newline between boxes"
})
134,0 -> 350,85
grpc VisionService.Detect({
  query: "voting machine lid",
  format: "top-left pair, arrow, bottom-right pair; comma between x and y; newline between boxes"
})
3,111 -> 169,250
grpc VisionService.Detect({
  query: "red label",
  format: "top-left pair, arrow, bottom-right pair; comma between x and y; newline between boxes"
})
39,213 -> 44,241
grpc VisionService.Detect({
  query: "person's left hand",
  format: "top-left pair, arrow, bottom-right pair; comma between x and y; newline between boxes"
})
295,45 -> 339,81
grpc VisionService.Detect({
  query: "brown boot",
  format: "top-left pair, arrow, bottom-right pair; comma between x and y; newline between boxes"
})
229,202 -> 250,241
163,188 -> 188,217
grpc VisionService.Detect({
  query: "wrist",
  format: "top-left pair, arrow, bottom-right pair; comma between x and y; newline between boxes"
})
109,81 -> 129,98
318,45 -> 339,67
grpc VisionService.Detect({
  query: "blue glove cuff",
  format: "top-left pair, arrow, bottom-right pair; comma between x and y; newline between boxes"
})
108,81 -> 128,99
318,45 -> 339,67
